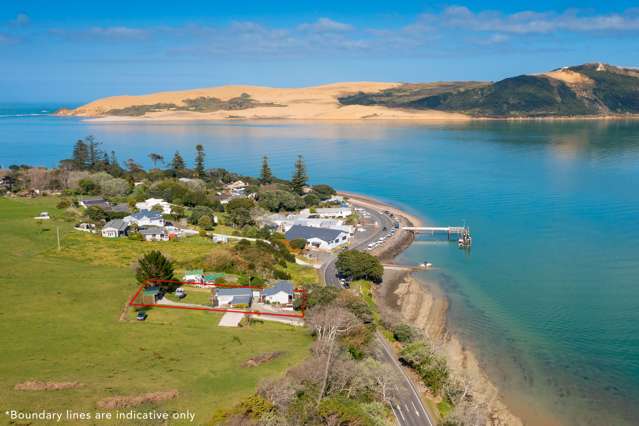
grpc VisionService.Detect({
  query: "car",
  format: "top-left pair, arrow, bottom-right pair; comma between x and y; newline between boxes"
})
136,311 -> 148,321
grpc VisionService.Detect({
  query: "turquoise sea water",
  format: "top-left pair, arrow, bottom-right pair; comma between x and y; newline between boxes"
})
1,109 -> 639,425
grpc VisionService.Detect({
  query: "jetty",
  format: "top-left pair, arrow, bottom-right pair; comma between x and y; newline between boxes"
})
402,226 -> 472,248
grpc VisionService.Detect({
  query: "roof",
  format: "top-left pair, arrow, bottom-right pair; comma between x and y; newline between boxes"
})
184,269 -> 204,276
103,219 -> 128,232
230,295 -> 251,305
263,280 -> 294,296
131,209 -> 163,220
216,287 -> 253,297
204,273 -> 225,281
139,226 -> 165,235
81,198 -> 109,207
285,225 -> 345,243
110,203 -> 130,213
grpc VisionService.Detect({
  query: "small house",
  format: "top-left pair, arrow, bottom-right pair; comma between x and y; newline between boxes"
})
139,226 -> 168,241
135,198 -> 172,215
285,225 -> 350,250
79,198 -> 110,210
183,269 -> 204,283
124,210 -> 164,227
215,287 -> 253,307
141,286 -> 161,304
101,219 -> 128,238
261,280 -> 294,305
300,207 -> 353,219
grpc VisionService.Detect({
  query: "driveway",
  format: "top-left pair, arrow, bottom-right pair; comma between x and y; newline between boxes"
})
218,312 -> 245,327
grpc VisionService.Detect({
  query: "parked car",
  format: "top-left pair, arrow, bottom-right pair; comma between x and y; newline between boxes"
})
136,311 -> 148,321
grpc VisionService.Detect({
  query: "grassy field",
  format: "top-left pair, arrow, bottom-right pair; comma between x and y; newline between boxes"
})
0,197 -> 312,424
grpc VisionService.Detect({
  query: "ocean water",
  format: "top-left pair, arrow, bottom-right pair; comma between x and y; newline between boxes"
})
1,109 -> 639,425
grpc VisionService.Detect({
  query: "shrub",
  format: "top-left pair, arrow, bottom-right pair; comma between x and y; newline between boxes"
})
393,324 -> 415,343
56,199 -> 71,209
336,250 -> 384,283
289,238 -> 307,250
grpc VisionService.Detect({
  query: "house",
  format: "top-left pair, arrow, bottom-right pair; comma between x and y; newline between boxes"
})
141,286 -> 161,304
139,226 -> 168,241
215,287 -> 253,307
135,198 -> 172,215
203,273 -> 225,284
79,198 -> 110,210
183,269 -> 204,283
124,210 -> 164,227
261,280 -> 294,305
300,207 -> 353,218
285,225 -> 350,250
101,219 -> 128,238
109,203 -> 131,213
225,180 -> 248,192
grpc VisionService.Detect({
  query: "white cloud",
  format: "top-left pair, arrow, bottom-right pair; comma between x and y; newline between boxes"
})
299,17 -> 353,32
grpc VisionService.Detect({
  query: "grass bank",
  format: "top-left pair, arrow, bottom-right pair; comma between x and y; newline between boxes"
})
0,197 -> 312,423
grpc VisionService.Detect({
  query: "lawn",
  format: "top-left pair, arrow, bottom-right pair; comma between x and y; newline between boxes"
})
0,197 -> 312,424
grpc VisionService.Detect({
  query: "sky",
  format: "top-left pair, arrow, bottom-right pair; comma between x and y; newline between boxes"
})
1,0 -> 639,103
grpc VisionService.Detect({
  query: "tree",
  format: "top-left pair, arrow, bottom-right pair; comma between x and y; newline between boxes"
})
126,158 -> 144,175
78,177 -> 99,194
171,151 -> 186,171
194,144 -> 206,178
197,214 -> 213,230
393,324 -> 415,343
85,206 -> 108,222
306,305 -> 361,405
148,153 -> 164,168
335,250 -> 384,283
71,139 -> 89,170
312,184 -> 336,200
291,155 -> 308,195
135,250 -> 175,289
109,151 -> 123,176
260,155 -> 273,184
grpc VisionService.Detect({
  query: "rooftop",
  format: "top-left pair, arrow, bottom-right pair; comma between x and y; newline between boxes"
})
263,280 -> 294,296
216,287 -> 253,297
285,225 -> 345,242
103,219 -> 128,231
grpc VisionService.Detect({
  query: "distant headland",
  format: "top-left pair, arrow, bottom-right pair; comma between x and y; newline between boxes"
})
58,63 -> 639,121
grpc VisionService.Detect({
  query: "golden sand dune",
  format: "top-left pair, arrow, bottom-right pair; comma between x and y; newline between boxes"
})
60,82 -> 471,121
543,69 -> 594,86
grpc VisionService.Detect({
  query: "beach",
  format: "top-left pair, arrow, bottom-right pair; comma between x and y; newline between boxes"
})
344,191 -> 523,425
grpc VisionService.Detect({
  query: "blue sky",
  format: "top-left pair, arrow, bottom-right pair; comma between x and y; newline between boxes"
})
1,0 -> 639,103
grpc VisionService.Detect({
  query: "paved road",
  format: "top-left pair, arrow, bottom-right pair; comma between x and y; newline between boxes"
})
319,203 -> 435,425
320,204 -> 395,287
375,333 -> 435,426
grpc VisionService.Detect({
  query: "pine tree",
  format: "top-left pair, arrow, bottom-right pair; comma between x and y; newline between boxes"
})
291,155 -> 308,195
260,155 -> 273,184
148,153 -> 164,168
71,139 -> 89,170
109,151 -> 123,176
171,151 -> 186,171
194,144 -> 206,178
135,250 -> 176,290
85,136 -> 103,171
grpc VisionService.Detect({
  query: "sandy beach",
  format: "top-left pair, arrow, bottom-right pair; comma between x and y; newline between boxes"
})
343,190 -> 523,425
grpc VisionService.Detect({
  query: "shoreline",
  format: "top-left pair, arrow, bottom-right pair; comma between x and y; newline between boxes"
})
342,190 -> 523,425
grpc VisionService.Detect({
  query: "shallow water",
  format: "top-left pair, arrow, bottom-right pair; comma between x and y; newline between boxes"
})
1,113 -> 639,425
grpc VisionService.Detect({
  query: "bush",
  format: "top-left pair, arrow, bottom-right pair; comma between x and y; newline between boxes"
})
289,238 -> 307,250
197,215 -> 213,230
56,199 -> 71,209
335,250 -> 384,283
312,184 -> 336,200
393,324 -> 415,342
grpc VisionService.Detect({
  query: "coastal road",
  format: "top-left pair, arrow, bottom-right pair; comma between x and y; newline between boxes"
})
375,332 -> 435,426
319,201 -> 434,425
320,203 -> 395,287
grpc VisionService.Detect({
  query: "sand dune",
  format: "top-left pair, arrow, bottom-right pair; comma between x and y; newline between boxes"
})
60,82 -> 471,121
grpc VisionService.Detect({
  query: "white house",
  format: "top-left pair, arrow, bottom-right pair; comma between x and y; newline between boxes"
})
261,281 -> 294,305
300,207 -> 353,219
182,269 -> 204,283
139,226 -> 169,241
124,210 -> 165,227
135,198 -> 172,215
215,287 -> 253,307
285,225 -> 350,250
101,219 -> 128,238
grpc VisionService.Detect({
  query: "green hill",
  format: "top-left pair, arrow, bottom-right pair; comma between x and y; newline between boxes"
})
338,63 -> 639,117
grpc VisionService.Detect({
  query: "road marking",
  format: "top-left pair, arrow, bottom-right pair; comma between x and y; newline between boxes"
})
390,405 -> 402,425
396,404 -> 406,421
411,400 -> 420,416
376,334 -> 434,426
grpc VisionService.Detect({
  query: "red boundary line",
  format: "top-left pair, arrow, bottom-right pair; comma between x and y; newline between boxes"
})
128,279 -> 307,319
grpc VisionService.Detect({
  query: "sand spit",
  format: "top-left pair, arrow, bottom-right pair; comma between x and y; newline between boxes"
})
59,83 -> 471,122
